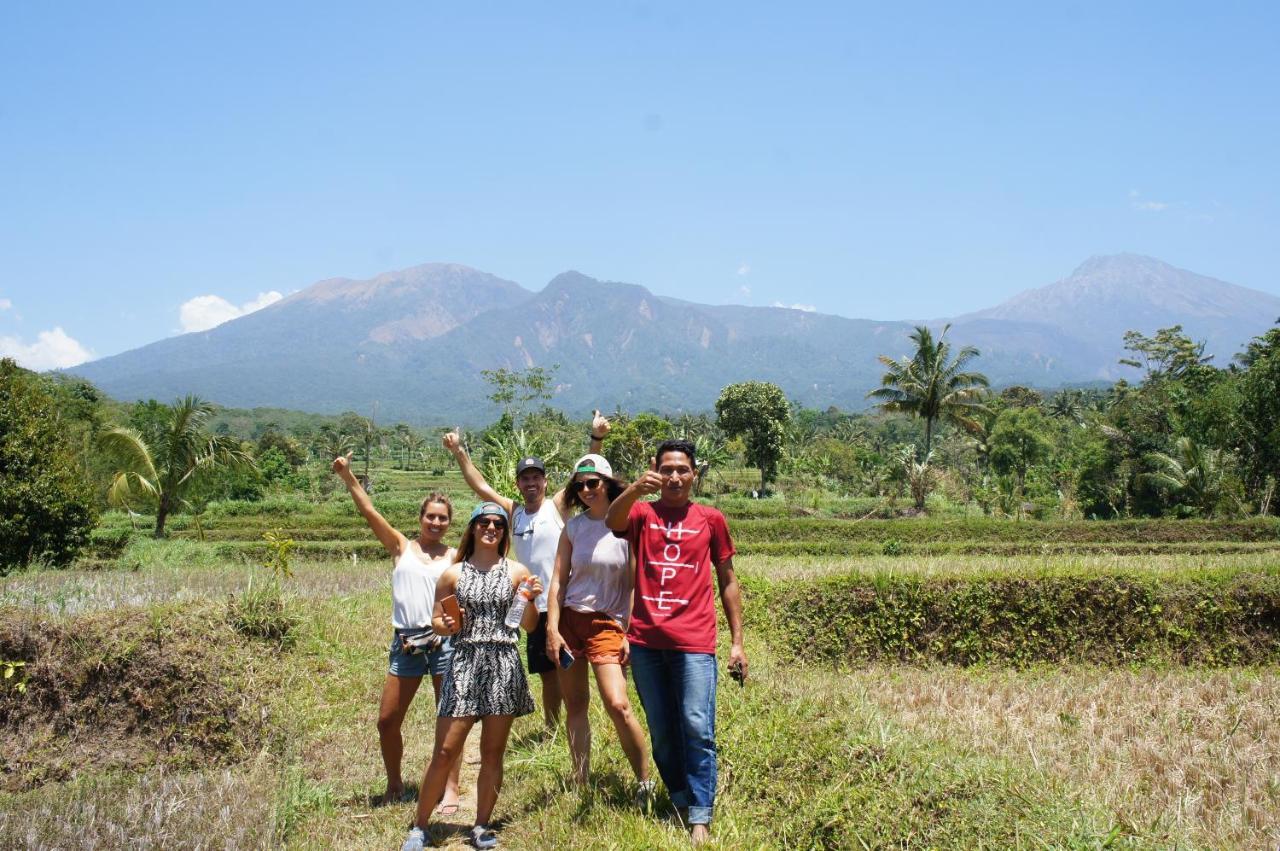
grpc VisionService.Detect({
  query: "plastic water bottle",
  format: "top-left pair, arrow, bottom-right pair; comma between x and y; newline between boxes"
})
503,578 -> 535,629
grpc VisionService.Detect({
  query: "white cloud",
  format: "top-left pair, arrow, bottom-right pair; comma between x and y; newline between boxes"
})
772,301 -> 816,312
0,298 -> 12,311
0,327 -> 94,370
738,285 -> 752,298
736,263 -> 751,276
1129,189 -> 1170,212
179,290 -> 283,332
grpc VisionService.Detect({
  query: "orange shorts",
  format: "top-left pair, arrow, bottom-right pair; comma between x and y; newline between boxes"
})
558,608 -> 627,664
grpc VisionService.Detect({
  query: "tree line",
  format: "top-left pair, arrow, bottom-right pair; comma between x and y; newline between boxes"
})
2,317 -> 1277,568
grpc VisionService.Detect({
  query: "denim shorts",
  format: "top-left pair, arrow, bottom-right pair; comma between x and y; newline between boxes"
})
388,630 -> 453,678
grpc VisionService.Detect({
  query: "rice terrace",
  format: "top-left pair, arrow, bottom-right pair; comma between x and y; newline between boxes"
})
3,354 -> 1280,847
5,4 -> 1280,849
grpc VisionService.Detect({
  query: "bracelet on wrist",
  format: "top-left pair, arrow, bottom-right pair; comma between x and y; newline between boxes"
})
590,433 -> 605,440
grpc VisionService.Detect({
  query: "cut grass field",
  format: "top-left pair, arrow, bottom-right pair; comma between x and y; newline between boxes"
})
3,548 -> 1279,848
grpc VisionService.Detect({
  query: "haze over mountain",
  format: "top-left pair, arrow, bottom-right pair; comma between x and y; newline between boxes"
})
69,255 -> 1280,423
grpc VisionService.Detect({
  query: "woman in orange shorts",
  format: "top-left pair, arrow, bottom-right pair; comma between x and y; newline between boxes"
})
545,453 -> 652,797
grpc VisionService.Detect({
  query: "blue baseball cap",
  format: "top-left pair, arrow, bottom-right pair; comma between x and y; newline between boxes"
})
469,501 -> 507,522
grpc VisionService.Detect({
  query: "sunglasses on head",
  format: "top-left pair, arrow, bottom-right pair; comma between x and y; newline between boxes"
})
474,517 -> 506,530
572,477 -> 604,492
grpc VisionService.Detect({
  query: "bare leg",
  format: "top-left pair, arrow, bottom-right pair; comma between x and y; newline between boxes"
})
691,824 -> 711,844
592,661 -> 649,783
475,715 -> 517,826
430,674 -> 463,809
538,669 -> 562,728
413,715 -> 475,829
376,673 -> 422,802
558,660 -> 592,784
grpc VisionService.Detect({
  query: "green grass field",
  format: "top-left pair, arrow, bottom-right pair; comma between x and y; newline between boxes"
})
2,468 -> 1278,848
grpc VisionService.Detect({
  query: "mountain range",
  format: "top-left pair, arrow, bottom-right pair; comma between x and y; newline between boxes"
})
69,254 -> 1280,424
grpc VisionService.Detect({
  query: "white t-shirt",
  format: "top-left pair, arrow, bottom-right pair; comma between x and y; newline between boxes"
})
563,513 -> 632,628
512,500 -> 564,612
390,543 -> 454,629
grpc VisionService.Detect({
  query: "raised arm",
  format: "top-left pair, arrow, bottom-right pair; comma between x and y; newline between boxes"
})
715,556 -> 748,682
332,451 -> 406,558
606,465 -> 663,532
443,430 -> 513,515
552,410 -> 611,516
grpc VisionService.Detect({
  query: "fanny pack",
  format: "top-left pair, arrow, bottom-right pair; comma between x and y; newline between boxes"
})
399,628 -> 443,656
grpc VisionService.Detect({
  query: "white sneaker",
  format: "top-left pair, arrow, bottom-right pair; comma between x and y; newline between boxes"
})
635,778 -> 656,809
470,824 -> 499,849
401,826 -> 426,851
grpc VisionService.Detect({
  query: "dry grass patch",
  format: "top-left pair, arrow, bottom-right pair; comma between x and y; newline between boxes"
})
859,666 -> 1280,849
0,762 -> 278,849
0,603 -> 278,792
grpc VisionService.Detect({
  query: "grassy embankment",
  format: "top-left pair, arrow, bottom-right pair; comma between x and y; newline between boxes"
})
2,467 -> 1278,848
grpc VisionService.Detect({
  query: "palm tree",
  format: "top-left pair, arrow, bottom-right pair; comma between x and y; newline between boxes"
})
1048,390 -> 1086,425
867,324 -> 989,459
313,426 -> 354,463
99,395 -> 255,538
1143,437 -> 1236,517
398,429 -> 424,470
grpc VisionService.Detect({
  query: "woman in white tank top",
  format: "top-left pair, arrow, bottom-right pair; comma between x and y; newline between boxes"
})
332,451 -> 464,811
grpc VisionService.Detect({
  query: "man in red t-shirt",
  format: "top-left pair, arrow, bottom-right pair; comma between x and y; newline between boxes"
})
606,439 -> 747,844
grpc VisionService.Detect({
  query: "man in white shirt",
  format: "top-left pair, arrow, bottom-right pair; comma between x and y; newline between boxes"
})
443,413 -> 609,726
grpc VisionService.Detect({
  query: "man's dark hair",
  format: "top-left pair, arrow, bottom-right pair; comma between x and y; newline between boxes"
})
654,438 -> 696,468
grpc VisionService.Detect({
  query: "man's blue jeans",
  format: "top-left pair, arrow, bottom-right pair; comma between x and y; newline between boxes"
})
629,645 -> 718,825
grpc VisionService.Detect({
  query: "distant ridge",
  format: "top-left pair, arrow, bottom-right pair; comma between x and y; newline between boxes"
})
69,255 -> 1280,423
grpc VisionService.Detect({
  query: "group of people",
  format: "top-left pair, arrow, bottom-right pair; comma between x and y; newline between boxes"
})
332,413 -> 748,849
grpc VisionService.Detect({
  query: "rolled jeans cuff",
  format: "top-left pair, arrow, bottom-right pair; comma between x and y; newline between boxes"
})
687,806 -> 713,825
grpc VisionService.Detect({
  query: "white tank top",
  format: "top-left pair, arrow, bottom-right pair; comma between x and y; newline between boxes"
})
390,543 -> 454,629
563,513 -> 632,628
511,500 -> 564,612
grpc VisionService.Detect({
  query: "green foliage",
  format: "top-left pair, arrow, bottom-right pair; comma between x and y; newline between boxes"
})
98,396 -> 256,538
1120,325 -> 1216,385
760,569 -> 1280,666
715,381 -> 790,492
0,359 -> 98,569
601,412 -> 674,480
480,364 -> 559,426
1142,437 -> 1241,518
989,407 -> 1056,508
1235,321 -> 1280,509
227,530 -> 298,645
867,323 -> 989,458
2,659 -> 28,694
474,427 -> 565,499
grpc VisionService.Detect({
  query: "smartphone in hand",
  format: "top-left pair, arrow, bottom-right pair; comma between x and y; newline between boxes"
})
729,660 -> 745,687
558,646 -> 574,669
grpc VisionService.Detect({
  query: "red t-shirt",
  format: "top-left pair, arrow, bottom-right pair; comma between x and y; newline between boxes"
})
620,500 -> 735,654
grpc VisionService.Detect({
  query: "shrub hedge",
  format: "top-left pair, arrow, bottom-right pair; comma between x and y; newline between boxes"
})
748,569 -> 1280,666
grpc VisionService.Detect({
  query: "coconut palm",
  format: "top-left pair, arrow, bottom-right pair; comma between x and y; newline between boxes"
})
98,395 -> 255,538
1142,437 -> 1237,517
867,324 -> 989,459
1048,390 -> 1086,425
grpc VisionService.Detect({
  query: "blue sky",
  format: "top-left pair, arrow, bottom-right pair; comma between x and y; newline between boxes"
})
2,2 -> 1278,369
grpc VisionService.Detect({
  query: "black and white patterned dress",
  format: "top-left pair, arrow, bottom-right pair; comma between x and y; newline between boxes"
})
438,559 -> 536,718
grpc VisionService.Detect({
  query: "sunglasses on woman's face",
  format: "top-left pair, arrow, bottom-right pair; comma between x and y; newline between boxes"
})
474,517 -> 506,530
573,477 -> 603,492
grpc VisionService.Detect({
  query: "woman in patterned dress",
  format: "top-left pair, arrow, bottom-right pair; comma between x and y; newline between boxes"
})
402,501 -> 541,851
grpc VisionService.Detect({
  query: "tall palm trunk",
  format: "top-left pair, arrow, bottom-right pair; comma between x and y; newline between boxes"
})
153,495 -> 171,538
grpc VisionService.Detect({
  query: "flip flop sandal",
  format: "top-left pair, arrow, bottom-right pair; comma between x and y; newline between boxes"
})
436,803 -> 462,816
